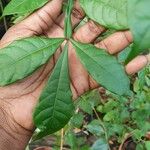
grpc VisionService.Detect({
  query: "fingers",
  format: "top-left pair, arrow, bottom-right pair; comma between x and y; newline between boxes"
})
0,0 -> 64,47
46,0 -> 85,38
56,0 -> 85,29
68,21 -> 105,99
126,54 -> 150,75
20,0 -> 64,34
95,31 -> 133,54
94,30 -> 149,75
73,20 -> 105,43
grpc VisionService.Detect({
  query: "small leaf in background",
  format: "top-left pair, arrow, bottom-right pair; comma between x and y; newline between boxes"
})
80,0 -> 128,30
71,40 -> 131,96
0,37 -> 64,86
33,44 -> 74,139
132,129 -> 144,141
126,0 -> 150,63
70,113 -> 84,128
107,123 -> 124,138
103,110 -> 117,122
64,0 -> 74,38
91,138 -> 109,150
101,99 -> 118,113
80,145 -> 90,150
78,97 -> 93,115
3,0 -> 49,16
145,141 -> 150,150
87,90 -> 101,108
136,143 -> 145,150
86,120 -> 105,137
77,90 -> 101,115
118,46 -> 132,63
65,131 -> 78,150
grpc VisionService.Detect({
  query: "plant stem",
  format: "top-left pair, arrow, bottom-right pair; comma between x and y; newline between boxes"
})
0,0 -> 8,31
64,0 -> 74,38
93,108 -> 111,150
60,128 -> 64,150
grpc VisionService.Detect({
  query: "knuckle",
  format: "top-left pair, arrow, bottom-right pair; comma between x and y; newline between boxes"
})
96,40 -> 107,49
73,33 -> 81,41
123,31 -> 132,44
88,21 -> 104,34
72,7 -> 85,20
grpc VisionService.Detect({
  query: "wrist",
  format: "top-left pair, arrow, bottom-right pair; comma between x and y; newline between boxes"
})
0,101 -> 33,150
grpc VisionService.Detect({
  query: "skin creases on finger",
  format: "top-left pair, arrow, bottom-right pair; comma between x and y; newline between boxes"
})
126,54 -> 150,75
20,0 -> 64,34
73,20 -> 105,43
95,31 -> 133,54
0,0 -> 64,48
68,42 -> 90,99
56,0 -> 85,29
94,30 -> 149,75
68,21 -> 105,99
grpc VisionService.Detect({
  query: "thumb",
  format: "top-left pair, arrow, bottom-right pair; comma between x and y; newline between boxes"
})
21,0 -> 64,34
0,0 -> 64,47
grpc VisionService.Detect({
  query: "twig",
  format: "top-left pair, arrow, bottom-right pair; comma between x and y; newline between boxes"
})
60,128 -> 64,150
0,0 -> 8,31
93,108 -> 111,150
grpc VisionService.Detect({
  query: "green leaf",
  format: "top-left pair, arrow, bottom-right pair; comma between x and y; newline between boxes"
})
71,40 -> 131,96
78,97 -> 93,114
132,129 -> 144,141
64,0 -> 74,38
65,131 -> 78,150
0,37 -> 64,86
107,124 -> 124,137
145,141 -> 150,150
3,0 -> 48,16
102,99 -> 118,113
103,110 -> 117,122
136,143 -> 145,150
118,46 -> 132,63
126,0 -> 150,62
91,138 -> 109,150
80,0 -> 128,30
33,44 -> 74,139
87,90 -> 101,108
70,113 -> 84,128
86,120 -> 105,137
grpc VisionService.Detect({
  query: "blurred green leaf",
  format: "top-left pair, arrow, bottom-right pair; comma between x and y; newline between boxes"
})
65,131 -> 78,150
145,141 -> 150,150
78,98 -> 93,114
70,113 -> 84,128
91,139 -> 109,150
136,143 -> 145,150
86,120 -> 105,137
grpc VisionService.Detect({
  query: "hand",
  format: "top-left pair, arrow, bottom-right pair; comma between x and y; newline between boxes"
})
0,0 -> 149,149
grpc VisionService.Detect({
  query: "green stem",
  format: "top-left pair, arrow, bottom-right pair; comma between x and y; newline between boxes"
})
93,108 -> 111,150
64,0 -> 74,38
80,94 -> 111,149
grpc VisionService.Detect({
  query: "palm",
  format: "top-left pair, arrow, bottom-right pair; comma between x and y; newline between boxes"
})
0,0 -> 147,132
0,0 -> 91,131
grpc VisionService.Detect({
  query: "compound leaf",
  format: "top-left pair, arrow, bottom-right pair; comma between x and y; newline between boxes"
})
33,45 -> 74,139
3,0 -> 48,16
71,40 -> 130,96
80,0 -> 128,30
126,0 -> 150,63
0,37 -> 64,86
